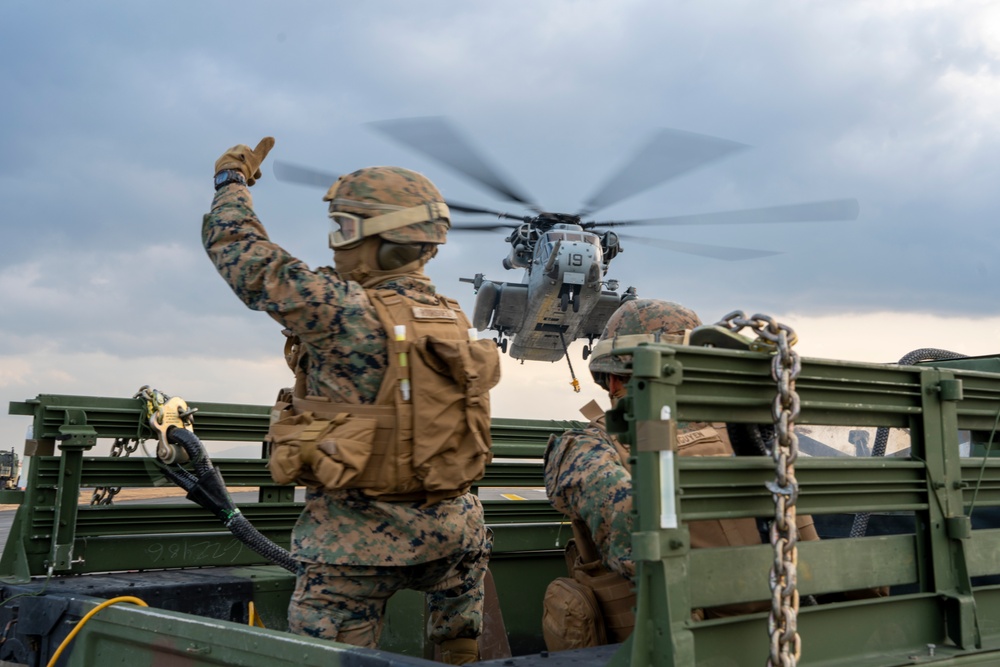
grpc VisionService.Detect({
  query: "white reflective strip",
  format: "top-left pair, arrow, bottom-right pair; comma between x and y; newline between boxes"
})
659,450 -> 677,529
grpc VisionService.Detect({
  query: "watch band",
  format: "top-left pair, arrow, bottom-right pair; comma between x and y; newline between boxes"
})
214,169 -> 247,191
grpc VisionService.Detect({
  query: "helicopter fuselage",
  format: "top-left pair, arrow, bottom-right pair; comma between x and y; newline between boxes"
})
468,223 -> 627,362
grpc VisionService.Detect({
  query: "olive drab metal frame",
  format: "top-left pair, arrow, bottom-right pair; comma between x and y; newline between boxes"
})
603,342 -> 1000,666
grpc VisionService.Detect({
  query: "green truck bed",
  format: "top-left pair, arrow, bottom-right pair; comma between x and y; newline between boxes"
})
3,343 -> 1000,665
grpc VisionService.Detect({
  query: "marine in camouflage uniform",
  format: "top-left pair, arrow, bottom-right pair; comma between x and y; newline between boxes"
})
203,139 -> 490,663
545,300 -> 720,581
544,299 -> 821,621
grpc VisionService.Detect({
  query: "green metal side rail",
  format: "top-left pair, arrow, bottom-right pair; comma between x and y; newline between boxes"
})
601,343 -> 1000,667
9,393 -> 571,452
2,394 -> 571,582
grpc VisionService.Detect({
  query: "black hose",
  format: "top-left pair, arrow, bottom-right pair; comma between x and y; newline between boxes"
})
227,514 -> 300,573
156,463 -> 197,491
849,348 -> 968,538
167,428 -> 299,574
169,428 -> 214,477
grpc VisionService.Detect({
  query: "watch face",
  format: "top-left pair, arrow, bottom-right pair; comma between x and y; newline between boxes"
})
215,170 -> 244,187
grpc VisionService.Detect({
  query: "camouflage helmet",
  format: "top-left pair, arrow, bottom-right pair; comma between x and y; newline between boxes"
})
589,299 -> 702,382
323,166 -> 450,245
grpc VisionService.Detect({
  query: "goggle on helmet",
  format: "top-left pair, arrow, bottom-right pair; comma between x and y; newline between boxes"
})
327,199 -> 451,249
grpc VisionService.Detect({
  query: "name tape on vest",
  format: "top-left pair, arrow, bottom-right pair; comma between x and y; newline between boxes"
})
677,427 -> 718,447
412,306 -> 458,320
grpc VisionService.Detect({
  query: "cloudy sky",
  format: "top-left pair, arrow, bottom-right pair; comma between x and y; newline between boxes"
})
2,1 -> 1000,454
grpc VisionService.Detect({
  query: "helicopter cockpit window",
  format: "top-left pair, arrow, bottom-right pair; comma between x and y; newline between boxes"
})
545,231 -> 593,243
547,231 -> 600,245
537,240 -> 551,262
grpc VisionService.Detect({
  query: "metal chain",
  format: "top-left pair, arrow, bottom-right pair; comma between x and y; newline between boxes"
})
90,436 -> 141,506
91,386 -> 175,506
717,311 -> 802,667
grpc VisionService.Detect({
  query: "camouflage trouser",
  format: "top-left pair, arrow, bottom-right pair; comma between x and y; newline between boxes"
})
288,535 -> 492,648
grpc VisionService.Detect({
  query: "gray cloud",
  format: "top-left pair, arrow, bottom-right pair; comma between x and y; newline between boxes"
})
1,2 -> 999,449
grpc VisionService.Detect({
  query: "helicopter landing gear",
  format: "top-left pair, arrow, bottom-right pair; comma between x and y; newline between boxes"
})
582,336 -> 595,360
560,288 -> 580,313
494,336 -> 508,354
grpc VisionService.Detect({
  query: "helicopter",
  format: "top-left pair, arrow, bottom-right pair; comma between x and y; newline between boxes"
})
273,117 -> 860,377
458,215 -> 628,363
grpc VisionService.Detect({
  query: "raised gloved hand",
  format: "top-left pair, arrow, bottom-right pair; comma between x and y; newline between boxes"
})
214,137 -> 276,186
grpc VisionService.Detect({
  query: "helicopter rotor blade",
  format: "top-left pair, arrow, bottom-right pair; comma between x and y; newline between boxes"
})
369,116 -> 540,209
589,199 -> 860,229
578,128 -> 749,217
273,160 -> 340,190
450,222 -> 520,232
617,234 -> 782,261
446,201 -> 513,216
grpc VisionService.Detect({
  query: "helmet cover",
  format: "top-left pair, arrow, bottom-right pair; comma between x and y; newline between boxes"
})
323,166 -> 449,244
588,299 -> 702,379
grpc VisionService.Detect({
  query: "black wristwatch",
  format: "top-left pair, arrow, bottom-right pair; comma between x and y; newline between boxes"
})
214,169 -> 247,191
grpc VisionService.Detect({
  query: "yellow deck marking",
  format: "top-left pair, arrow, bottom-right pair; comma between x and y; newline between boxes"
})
500,493 -> 526,501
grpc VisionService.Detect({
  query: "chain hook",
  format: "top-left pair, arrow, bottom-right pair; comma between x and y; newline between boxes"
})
134,385 -> 197,464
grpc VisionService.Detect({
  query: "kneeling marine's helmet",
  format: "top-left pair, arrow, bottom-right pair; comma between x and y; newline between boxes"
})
588,299 -> 702,386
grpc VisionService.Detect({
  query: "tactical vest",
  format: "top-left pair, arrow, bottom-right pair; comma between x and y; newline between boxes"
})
266,288 -> 501,504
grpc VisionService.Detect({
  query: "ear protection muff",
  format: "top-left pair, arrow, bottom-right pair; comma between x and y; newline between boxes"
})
376,241 -> 426,270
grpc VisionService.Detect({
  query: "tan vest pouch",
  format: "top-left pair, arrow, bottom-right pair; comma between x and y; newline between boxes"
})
266,401 -> 379,492
266,388 -> 315,486
542,576 -> 607,652
542,520 -> 636,650
572,559 -> 636,644
410,336 -> 500,493
294,396 -> 405,496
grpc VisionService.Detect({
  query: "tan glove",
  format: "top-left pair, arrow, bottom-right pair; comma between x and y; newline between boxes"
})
214,137 -> 275,186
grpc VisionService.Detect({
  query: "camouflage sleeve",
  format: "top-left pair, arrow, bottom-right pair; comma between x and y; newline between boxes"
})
201,184 -> 360,334
544,427 -> 635,579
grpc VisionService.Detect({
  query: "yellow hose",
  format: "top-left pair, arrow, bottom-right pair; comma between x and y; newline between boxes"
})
45,596 -> 148,667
